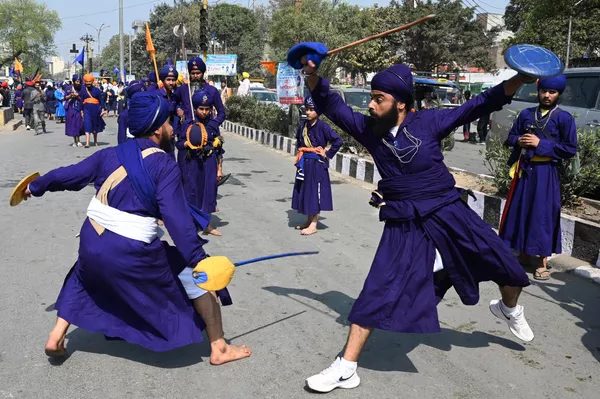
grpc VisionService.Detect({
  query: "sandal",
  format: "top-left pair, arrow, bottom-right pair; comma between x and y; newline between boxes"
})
534,269 -> 550,281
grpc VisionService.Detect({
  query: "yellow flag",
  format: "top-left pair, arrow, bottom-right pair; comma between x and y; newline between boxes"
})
14,58 -> 23,73
145,23 -> 155,54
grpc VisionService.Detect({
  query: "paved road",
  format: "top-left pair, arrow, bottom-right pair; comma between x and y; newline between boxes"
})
1,119 -> 599,399
443,127 -> 490,176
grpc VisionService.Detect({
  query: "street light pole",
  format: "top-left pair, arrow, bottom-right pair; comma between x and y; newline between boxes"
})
85,23 -> 110,59
566,0 -> 584,69
119,0 -> 124,82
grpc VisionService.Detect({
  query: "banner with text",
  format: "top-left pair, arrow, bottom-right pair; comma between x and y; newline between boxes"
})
276,63 -> 304,104
206,54 -> 237,77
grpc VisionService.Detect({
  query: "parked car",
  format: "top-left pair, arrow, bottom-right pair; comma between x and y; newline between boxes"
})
330,86 -> 371,110
489,67 -> 600,148
250,88 -> 289,112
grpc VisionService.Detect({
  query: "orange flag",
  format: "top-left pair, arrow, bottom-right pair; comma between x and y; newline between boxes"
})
14,58 -> 23,73
145,22 -> 155,54
260,61 -> 277,76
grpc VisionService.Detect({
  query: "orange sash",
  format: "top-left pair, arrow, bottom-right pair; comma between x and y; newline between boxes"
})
295,147 -> 319,165
83,87 -> 100,104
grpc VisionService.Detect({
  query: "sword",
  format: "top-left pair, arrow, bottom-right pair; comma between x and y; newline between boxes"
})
192,251 -> 319,284
217,173 -> 231,187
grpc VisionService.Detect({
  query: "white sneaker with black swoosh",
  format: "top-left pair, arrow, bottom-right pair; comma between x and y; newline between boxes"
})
489,299 -> 534,342
306,357 -> 360,393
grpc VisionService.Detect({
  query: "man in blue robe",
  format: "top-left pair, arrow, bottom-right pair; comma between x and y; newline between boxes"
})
158,64 -> 180,159
289,43 -> 535,393
176,90 -> 224,236
500,75 -> 577,280
147,71 -> 159,92
292,95 -> 343,235
79,74 -> 106,148
64,74 -> 84,146
22,92 -> 251,365
174,57 -> 226,138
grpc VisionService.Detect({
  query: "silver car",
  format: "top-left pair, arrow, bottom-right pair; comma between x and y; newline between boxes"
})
489,67 -> 600,146
250,89 -> 289,112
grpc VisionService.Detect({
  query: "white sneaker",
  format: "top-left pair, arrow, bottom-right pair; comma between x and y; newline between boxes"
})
306,357 -> 360,393
489,299 -> 534,342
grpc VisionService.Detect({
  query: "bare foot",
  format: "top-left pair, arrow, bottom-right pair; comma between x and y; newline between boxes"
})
301,226 -> 317,235
44,334 -> 67,357
206,225 -> 222,236
210,343 -> 252,365
295,223 -> 310,230
215,207 -> 220,213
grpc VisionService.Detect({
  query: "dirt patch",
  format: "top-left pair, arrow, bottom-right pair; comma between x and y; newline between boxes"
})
452,171 -> 600,224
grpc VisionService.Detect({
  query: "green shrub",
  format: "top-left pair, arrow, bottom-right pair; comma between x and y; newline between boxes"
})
481,128 -> 600,206
321,115 -> 368,156
225,95 -> 289,134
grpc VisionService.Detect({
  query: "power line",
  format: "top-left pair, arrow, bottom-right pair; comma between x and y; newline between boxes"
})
477,0 -> 506,11
60,0 -> 162,21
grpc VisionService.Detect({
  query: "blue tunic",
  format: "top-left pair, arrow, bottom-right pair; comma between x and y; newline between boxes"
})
54,89 -> 66,117
28,139 -> 209,351
311,78 -> 530,333
174,82 -> 226,136
117,108 -> 129,144
79,86 -> 106,134
45,89 -> 56,115
500,106 -> 577,257
292,119 -> 342,215
176,116 -> 221,214
64,85 -> 84,137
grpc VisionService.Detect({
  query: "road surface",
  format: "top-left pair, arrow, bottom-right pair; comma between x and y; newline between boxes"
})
0,119 -> 598,399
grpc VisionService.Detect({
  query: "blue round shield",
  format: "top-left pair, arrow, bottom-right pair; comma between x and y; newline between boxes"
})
504,44 -> 564,78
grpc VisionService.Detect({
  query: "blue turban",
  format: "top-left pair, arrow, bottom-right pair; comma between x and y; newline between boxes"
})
141,77 -> 149,83
287,42 -> 329,70
126,81 -> 146,98
304,95 -> 320,114
148,71 -> 157,83
538,74 -> 567,94
159,64 -> 179,81
188,57 -> 206,73
192,89 -> 215,108
72,74 -> 80,82
128,92 -> 171,137
371,64 -> 414,104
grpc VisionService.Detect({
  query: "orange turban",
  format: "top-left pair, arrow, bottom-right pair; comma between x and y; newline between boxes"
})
83,73 -> 95,83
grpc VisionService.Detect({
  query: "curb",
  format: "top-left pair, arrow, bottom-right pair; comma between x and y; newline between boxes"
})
223,121 -> 600,272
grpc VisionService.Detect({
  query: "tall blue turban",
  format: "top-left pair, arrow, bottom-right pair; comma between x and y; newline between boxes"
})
538,74 -> 567,94
147,71 -> 157,83
304,95 -> 320,114
371,64 -> 414,104
159,64 -> 179,81
128,92 -> 171,137
188,57 -> 206,73
72,74 -> 80,82
192,89 -> 215,108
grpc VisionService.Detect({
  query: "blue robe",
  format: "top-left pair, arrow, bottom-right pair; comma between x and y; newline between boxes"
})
45,89 -> 56,115
159,87 -> 178,159
28,139 -> 209,351
79,86 -> 106,134
64,85 -> 84,137
54,89 -> 66,117
292,119 -> 342,215
174,82 -> 226,137
311,78 -> 530,333
117,108 -> 129,144
15,89 -> 23,108
176,116 -> 221,214
500,106 -> 577,257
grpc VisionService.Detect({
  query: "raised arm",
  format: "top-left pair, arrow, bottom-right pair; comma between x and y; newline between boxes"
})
432,74 -> 532,140
29,150 -> 102,196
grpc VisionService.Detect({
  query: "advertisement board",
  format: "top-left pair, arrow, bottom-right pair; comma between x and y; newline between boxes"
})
276,62 -> 304,104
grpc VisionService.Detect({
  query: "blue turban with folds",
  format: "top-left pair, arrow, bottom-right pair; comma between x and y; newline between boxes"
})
159,64 -> 179,81
126,81 -> 146,98
128,92 -> 171,137
538,74 -> 567,94
304,95 -> 320,114
192,90 -> 215,108
188,57 -> 206,73
148,71 -> 157,83
371,64 -> 414,105
72,74 -> 80,82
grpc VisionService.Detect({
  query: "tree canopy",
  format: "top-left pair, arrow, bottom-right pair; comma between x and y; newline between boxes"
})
0,0 -> 61,76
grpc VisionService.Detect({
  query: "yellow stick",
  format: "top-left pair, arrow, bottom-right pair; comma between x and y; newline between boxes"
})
151,52 -> 160,86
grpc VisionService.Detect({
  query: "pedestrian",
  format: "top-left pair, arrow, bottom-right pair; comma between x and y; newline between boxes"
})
117,80 -> 146,144
289,42 -> 535,393
20,91 -> 251,365
22,77 -> 35,130
237,72 -> 250,97
292,95 -> 343,236
80,74 -> 106,148
45,83 -> 56,121
14,84 -> 23,114
64,75 -> 85,147
462,90 -> 474,142
31,81 -> 47,135
500,75 -> 577,280
54,83 -> 66,123
477,111 -> 490,143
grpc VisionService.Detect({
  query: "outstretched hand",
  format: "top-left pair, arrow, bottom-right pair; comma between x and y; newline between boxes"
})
23,186 -> 32,201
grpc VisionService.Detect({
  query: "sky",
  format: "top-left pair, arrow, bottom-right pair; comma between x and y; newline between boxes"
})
47,0 -> 510,64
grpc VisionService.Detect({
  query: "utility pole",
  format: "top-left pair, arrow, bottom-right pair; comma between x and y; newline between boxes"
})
80,33 -> 95,73
85,23 -> 110,62
129,33 -> 132,79
566,0 -> 584,69
119,0 -> 124,82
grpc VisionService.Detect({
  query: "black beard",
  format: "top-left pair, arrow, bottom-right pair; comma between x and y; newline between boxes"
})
369,105 -> 400,138
159,132 -> 173,152
74,84 -> 82,90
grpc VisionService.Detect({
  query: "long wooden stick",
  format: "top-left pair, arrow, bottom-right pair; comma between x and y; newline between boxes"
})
326,14 -> 436,56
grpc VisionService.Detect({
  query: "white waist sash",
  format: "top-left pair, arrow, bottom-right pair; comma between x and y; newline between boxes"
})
86,197 -> 164,244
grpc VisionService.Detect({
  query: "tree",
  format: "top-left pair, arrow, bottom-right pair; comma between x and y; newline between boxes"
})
505,0 -> 600,63
391,0 -> 498,71
97,34 -> 133,79
0,0 -> 61,76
